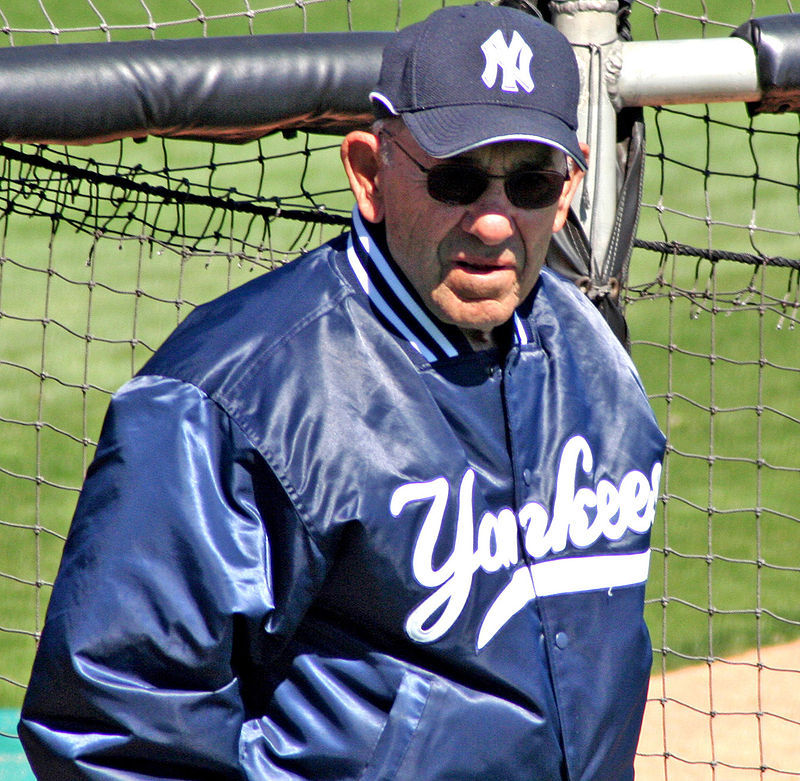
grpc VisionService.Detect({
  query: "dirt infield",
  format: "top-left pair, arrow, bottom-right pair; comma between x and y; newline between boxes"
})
635,640 -> 800,780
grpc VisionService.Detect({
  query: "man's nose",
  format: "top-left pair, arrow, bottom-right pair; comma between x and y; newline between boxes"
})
460,189 -> 516,246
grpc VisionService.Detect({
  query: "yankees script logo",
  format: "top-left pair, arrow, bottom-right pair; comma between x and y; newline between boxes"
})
391,435 -> 662,650
480,29 -> 535,93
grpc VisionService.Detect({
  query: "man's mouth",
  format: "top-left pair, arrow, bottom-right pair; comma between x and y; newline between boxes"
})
452,255 -> 514,274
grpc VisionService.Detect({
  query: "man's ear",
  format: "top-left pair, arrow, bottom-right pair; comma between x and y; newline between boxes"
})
552,142 -> 590,234
341,131 -> 384,224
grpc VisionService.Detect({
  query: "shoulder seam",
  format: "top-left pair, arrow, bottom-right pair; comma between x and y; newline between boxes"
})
129,373 -> 324,559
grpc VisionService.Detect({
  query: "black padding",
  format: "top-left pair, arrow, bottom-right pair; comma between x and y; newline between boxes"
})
732,14 -> 800,114
0,32 -> 391,144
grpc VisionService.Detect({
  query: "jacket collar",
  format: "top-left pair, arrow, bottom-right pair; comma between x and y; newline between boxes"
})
345,208 -> 532,363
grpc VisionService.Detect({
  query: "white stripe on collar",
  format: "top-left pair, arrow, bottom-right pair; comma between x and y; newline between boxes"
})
350,208 -> 459,360
346,233 -> 440,363
513,312 -> 529,346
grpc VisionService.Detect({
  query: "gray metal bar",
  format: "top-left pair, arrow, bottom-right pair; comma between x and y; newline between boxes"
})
608,37 -> 761,109
552,0 -> 620,270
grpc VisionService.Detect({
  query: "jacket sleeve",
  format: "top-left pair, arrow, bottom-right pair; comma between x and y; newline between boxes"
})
19,374 -> 325,780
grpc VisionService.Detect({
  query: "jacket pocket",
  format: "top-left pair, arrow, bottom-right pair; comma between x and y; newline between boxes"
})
360,669 -> 432,781
360,672 -> 564,781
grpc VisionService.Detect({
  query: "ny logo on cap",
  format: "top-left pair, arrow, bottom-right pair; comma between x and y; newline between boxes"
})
480,29 -> 534,93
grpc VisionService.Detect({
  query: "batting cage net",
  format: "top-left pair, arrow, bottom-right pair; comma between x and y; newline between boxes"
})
0,1 -> 798,779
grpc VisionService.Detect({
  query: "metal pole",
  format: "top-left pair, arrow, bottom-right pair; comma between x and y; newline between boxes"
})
550,0 -> 620,269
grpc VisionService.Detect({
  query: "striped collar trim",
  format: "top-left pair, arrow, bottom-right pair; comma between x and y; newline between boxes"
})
346,208 -> 531,362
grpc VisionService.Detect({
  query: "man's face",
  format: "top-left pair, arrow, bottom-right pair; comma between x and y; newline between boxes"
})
363,126 -> 582,348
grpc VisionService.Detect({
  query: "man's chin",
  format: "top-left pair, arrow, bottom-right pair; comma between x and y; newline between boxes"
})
434,299 -> 517,338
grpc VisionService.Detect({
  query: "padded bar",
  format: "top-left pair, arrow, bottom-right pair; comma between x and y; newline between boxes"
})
732,14 -> 800,114
0,32 -> 391,145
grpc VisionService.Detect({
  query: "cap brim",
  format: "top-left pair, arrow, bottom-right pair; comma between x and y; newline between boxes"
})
401,103 -> 588,170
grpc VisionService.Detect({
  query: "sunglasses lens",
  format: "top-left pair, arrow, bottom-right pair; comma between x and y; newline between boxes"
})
425,164 -> 566,209
426,165 -> 488,206
506,170 -> 565,209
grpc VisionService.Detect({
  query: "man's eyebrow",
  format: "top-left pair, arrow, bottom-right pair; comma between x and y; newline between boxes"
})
458,146 -> 562,169
453,156 -> 563,172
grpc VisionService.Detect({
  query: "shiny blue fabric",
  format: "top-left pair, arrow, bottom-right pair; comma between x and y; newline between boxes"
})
21,228 -> 665,779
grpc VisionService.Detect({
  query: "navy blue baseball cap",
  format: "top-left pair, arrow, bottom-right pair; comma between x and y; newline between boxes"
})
370,2 -> 587,169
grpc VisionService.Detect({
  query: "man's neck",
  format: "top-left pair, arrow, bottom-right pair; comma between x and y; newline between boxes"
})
462,328 -> 495,351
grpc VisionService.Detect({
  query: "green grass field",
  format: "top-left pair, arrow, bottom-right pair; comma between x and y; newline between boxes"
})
1,0 -> 799,723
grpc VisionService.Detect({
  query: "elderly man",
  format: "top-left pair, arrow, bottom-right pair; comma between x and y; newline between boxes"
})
21,3 -> 665,779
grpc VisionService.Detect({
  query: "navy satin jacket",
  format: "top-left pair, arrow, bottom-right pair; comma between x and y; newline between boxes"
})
21,211 -> 665,779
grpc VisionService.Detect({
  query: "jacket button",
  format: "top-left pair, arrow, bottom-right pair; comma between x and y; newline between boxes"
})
555,631 -> 569,649
522,468 -> 533,485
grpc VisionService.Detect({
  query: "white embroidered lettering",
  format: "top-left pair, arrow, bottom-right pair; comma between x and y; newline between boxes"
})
598,478 -> 625,541
549,435 -> 594,552
618,470 -> 652,533
476,508 -> 519,573
392,471 -> 476,643
518,501 -> 550,559
393,436 -> 662,649
480,29 -> 535,93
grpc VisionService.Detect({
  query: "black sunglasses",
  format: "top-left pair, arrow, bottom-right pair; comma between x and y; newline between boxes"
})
380,131 -> 568,210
